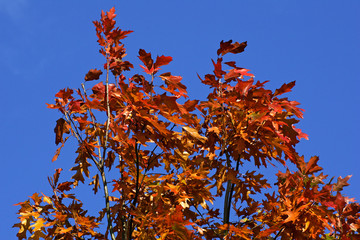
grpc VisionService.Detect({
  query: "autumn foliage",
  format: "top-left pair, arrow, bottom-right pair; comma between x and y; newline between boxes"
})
14,7 -> 360,240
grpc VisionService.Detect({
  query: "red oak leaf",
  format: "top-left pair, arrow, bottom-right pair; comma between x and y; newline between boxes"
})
212,58 -> 226,78
85,69 -> 103,81
333,175 -> 351,192
55,88 -> 74,100
154,55 -> 172,69
138,49 -> 153,70
217,40 -> 247,56
234,68 -> 254,78
274,81 -> 296,96
54,118 -> 70,145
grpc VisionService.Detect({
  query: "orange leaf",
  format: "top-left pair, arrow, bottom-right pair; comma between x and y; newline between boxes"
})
234,68 -> 254,77
30,218 -> 46,231
305,156 -> 323,174
282,210 -> 300,223
107,7 -> 116,20
182,126 -> 207,143
154,55 -> 172,69
52,136 -> 68,162
212,58 -> 226,78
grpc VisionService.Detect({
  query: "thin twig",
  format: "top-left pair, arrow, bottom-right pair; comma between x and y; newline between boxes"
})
81,83 -> 103,164
188,198 -> 220,237
138,124 -> 176,189
223,151 -> 232,227
128,142 -> 141,239
101,170 -> 115,240
102,57 -> 111,167
63,111 -> 102,172
273,225 -> 285,239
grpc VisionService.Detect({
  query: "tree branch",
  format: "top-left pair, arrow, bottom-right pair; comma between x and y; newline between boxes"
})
102,55 -> 116,240
128,142 -> 141,239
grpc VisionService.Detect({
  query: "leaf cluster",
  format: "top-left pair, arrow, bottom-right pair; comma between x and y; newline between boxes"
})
14,7 -> 360,240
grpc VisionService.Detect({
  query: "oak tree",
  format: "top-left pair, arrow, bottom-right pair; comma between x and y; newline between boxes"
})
14,7 -> 360,240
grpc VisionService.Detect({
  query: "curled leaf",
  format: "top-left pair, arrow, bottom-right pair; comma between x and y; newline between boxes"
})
54,118 -> 70,145
274,81 -> 296,96
217,40 -> 247,56
85,69 -> 103,81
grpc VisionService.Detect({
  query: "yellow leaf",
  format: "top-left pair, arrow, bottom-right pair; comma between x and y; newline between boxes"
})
200,200 -> 207,209
304,220 -> 310,232
42,194 -> 52,205
59,226 -> 73,234
182,126 -> 207,143
30,218 -> 46,231
197,226 -> 206,235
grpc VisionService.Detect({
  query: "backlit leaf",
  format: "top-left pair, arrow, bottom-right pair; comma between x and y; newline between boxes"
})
30,218 -> 46,232
15,7 -> 360,240
182,126 -> 207,143
154,55 -> 172,69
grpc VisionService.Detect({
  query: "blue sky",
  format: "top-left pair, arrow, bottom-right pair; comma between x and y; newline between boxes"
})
1,0 -> 359,238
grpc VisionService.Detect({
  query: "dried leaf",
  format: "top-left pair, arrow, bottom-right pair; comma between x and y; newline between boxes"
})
274,81 -> 296,96
54,118 -> 70,145
182,126 -> 207,143
217,40 -> 247,56
85,69 -> 103,81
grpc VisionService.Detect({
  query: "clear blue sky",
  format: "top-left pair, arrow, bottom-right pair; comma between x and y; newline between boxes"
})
1,0 -> 359,238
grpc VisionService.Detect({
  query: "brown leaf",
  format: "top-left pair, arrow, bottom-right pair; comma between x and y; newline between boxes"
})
138,49 -> 153,70
53,168 -> 62,187
57,181 -> 73,192
85,69 -> 103,81
105,151 -> 115,170
333,175 -> 351,192
274,81 -> 296,96
54,118 -> 70,145
89,174 -> 100,194
305,156 -> 322,174
217,40 -> 247,56
52,136 -> 68,162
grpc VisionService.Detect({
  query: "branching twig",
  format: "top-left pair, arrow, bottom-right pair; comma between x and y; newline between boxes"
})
81,83 -> 103,164
63,111 -> 102,172
273,225 -> 285,239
